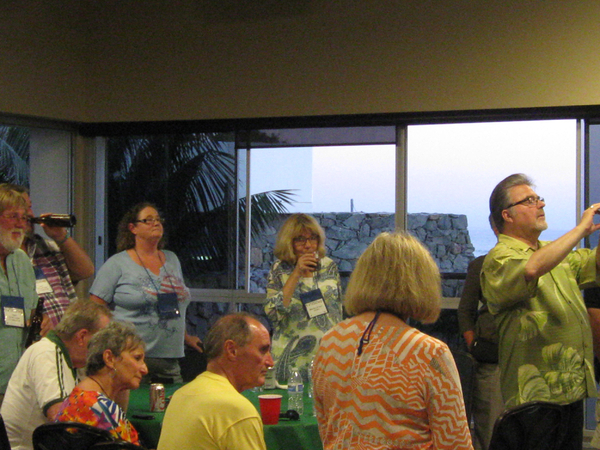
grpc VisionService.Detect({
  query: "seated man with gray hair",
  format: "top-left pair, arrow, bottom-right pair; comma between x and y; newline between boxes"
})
158,312 -> 273,450
1,300 -> 112,450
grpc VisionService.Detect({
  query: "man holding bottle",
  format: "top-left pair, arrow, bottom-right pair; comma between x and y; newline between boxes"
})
8,184 -> 94,334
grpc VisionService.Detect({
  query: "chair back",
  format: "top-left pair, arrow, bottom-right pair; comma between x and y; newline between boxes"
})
91,441 -> 148,450
0,414 -> 11,450
488,401 -> 567,450
451,349 -> 476,423
32,422 -> 114,450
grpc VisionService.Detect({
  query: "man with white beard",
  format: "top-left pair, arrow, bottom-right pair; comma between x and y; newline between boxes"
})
0,185 -> 37,405
9,184 -> 94,332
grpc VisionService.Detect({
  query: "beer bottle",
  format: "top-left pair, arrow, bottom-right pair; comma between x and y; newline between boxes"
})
25,297 -> 44,347
30,214 -> 77,228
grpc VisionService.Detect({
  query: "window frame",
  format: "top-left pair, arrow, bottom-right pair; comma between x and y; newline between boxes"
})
88,107 -> 597,307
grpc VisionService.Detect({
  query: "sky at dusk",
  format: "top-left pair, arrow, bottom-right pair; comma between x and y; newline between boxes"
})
251,119 -> 578,255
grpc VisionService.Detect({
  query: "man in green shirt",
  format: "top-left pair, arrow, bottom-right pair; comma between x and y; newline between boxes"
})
481,173 -> 600,450
0,186 -> 37,403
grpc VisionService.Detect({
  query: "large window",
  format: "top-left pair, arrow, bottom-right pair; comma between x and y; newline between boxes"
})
408,120 -> 577,259
248,144 -> 396,294
0,124 -> 74,233
101,120 -> 581,299
103,127 -> 397,295
0,126 -> 29,185
405,119 -> 578,348
587,122 -> 600,249
105,133 -> 237,289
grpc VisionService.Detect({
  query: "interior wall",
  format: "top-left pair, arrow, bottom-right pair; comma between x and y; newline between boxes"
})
0,1 -> 88,121
1,1 -> 600,123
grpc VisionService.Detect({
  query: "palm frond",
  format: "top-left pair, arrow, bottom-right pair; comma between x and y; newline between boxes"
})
0,126 -> 30,185
240,190 -> 297,239
105,133 -> 296,288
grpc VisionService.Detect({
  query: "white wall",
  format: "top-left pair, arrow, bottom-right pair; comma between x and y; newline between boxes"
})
1,1 -> 600,122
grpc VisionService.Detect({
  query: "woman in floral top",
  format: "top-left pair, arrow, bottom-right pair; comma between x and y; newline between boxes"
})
265,214 -> 343,385
55,321 -> 147,445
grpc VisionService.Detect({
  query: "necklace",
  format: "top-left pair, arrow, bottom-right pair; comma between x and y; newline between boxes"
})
88,376 -> 109,396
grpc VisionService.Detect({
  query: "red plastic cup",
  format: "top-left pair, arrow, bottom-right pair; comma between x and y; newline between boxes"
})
258,394 -> 282,425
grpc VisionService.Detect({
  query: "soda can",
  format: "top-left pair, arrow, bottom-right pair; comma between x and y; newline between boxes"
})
264,366 -> 277,389
150,383 -> 165,412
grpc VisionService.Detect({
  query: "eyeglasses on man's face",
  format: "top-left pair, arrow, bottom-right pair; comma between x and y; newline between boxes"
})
293,235 -> 318,244
506,195 -> 545,209
135,217 -> 164,225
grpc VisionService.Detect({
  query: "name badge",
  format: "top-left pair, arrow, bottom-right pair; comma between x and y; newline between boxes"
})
34,267 -> 53,295
1,295 -> 25,328
299,289 -> 328,319
36,279 -> 53,295
157,292 -> 180,320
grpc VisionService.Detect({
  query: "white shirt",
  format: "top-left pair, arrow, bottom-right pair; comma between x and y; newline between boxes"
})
1,333 -> 78,450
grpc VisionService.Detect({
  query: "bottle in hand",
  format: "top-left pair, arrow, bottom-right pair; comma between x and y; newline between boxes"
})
25,297 -> 44,347
30,214 -> 77,228
287,367 -> 304,415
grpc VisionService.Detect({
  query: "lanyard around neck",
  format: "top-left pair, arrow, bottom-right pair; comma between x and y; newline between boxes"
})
1,253 -> 23,298
357,310 -> 382,356
134,248 -> 175,294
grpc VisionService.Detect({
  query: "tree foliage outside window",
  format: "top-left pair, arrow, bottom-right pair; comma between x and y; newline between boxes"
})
0,126 -> 29,186
105,132 -> 294,289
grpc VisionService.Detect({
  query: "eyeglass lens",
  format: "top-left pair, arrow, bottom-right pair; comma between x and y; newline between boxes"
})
294,235 -> 317,244
138,217 -> 163,224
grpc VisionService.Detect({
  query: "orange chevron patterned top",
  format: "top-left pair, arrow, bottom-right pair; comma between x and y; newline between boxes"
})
312,314 -> 473,450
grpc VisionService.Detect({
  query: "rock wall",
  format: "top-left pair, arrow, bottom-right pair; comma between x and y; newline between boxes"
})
187,212 -> 474,341
250,212 -> 474,297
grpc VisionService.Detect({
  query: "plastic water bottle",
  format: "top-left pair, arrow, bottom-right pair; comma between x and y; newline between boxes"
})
287,367 -> 304,415
308,359 -> 316,416
307,359 -> 314,399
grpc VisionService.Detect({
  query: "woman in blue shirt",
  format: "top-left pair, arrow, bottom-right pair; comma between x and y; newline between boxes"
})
91,202 -> 202,383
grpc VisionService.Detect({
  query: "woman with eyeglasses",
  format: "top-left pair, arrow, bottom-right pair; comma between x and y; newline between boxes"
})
90,202 -> 202,384
312,232 -> 473,450
265,213 -> 343,385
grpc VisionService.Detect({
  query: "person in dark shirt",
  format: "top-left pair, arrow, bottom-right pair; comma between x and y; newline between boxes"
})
457,216 -> 503,450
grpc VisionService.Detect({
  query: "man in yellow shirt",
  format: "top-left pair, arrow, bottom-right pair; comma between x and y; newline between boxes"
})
158,313 -> 274,450
481,173 -> 600,450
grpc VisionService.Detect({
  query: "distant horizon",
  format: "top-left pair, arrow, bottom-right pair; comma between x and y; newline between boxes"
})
252,119 -> 579,259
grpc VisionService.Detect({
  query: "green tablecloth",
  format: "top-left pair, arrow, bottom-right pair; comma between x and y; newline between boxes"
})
128,384 -> 322,450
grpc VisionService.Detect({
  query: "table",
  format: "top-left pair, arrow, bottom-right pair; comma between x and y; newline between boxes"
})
128,384 -> 323,450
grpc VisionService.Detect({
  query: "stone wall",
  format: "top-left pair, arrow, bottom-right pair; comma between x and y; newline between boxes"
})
187,212 -> 475,341
250,212 -> 474,297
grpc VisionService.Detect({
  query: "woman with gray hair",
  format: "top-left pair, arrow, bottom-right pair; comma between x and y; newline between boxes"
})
312,232 -> 473,450
55,321 -> 148,446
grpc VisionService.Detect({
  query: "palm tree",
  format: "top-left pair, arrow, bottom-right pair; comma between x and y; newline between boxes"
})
0,126 -> 30,185
106,132 -> 295,287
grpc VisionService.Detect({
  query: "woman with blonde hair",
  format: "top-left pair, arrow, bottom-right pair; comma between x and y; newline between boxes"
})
265,213 -> 342,385
312,232 -> 473,450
